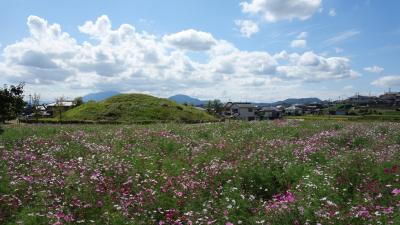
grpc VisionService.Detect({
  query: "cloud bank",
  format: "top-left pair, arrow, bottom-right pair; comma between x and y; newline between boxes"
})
372,76 -> 400,87
0,15 -> 359,101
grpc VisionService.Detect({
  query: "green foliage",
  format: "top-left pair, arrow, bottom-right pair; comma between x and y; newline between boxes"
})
205,99 -> 223,116
240,163 -> 287,200
73,96 -> 83,107
0,83 -> 25,123
63,93 -> 216,123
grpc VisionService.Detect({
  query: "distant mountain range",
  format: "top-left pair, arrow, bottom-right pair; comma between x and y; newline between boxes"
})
255,98 -> 323,107
168,94 -> 205,106
82,91 -> 120,102
168,94 -> 322,107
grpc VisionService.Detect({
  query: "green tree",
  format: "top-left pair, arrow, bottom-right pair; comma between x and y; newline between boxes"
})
212,99 -> 223,115
0,83 -> 25,123
206,100 -> 213,114
205,99 -> 223,116
73,96 -> 83,107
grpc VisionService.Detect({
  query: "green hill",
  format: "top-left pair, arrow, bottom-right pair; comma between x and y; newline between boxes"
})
63,93 -> 216,123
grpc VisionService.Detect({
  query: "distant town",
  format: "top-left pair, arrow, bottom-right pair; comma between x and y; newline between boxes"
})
22,90 -> 400,122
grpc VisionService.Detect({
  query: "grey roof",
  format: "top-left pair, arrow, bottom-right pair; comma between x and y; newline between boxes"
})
235,104 -> 256,108
225,102 -> 256,108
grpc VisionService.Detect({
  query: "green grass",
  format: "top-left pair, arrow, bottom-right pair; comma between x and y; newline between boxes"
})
285,114 -> 400,122
61,93 -> 216,123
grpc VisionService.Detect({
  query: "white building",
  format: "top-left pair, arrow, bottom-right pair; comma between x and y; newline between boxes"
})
285,105 -> 303,116
223,102 -> 257,121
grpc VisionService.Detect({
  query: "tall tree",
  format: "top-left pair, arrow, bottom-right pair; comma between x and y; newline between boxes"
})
205,99 -> 223,116
73,96 -> 83,107
206,101 -> 213,114
212,99 -> 223,115
0,83 -> 25,123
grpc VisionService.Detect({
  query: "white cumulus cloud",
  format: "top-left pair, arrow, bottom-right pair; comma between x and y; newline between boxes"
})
276,51 -> 360,81
163,29 -> 217,51
234,20 -> 260,38
364,65 -> 384,74
371,76 -> 400,87
291,39 -> 307,48
240,0 -> 322,22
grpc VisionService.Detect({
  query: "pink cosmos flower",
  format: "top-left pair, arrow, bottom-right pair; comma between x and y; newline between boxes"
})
392,188 -> 400,196
55,212 -> 65,219
226,222 -> 234,225
285,191 -> 295,203
224,209 -> 229,216
383,207 -> 394,214
356,209 -> 370,218
22,175 -> 33,183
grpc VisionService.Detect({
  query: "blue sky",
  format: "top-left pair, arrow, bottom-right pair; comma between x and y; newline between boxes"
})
1,0 -> 399,102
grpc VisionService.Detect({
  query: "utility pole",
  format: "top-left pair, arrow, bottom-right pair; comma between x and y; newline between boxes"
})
328,98 -> 331,119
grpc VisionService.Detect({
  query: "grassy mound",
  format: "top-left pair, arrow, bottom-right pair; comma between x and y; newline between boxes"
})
63,93 -> 215,123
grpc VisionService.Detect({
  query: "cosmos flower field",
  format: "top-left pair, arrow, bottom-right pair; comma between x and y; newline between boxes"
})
1,120 -> 400,224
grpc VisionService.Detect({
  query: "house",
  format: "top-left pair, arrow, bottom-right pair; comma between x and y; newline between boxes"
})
285,105 -> 303,116
303,103 -> 323,115
258,107 -> 282,120
46,101 -> 76,116
347,95 -> 378,105
34,105 -> 52,117
379,92 -> 400,106
223,102 -> 257,121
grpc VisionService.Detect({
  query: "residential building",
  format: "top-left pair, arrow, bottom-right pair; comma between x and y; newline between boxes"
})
258,107 -> 282,120
285,105 -> 303,116
379,92 -> 400,106
46,101 -> 76,116
223,102 -> 257,121
347,94 -> 378,105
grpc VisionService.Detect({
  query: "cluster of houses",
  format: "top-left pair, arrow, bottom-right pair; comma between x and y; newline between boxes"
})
222,102 -> 324,121
221,91 -> 400,121
23,100 -> 76,118
344,91 -> 400,106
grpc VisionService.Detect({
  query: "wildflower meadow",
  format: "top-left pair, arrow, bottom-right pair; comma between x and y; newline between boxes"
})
1,120 -> 400,224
